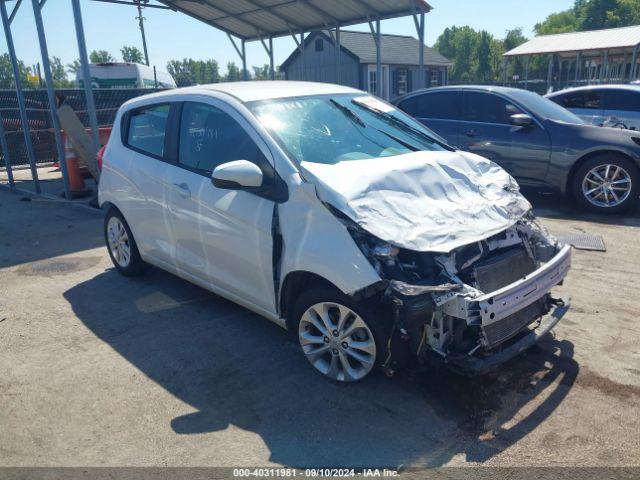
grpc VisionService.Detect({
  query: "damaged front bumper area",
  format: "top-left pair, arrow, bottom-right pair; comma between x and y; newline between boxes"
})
346,214 -> 573,376
434,244 -> 571,374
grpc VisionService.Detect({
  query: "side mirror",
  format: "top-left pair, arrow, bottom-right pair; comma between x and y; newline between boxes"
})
510,113 -> 533,127
212,160 -> 263,189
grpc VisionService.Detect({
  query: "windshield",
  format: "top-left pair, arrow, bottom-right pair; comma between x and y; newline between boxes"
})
249,94 -> 449,165
510,90 -> 585,124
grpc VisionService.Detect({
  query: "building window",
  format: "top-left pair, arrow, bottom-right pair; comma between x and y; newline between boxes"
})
368,70 -> 377,95
397,69 -> 408,95
315,39 -> 324,52
430,69 -> 439,87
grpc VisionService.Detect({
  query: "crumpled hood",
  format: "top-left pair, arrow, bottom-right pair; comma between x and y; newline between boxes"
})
299,150 -> 531,253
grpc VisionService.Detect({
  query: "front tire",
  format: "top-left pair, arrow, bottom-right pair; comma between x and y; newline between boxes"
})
104,208 -> 144,276
292,288 -> 388,382
572,154 -> 639,213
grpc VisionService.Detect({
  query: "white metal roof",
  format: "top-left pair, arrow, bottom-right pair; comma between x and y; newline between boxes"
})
158,0 -> 432,41
504,25 -> 640,57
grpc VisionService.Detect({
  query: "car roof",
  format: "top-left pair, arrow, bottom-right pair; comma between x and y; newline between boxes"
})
394,84 -> 529,103
546,84 -> 640,97
124,81 -> 364,104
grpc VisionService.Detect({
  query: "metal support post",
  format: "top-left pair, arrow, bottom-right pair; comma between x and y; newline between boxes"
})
0,0 -> 41,193
269,36 -> 274,80
599,50 -> 608,83
300,32 -> 305,81
630,44 -> 639,80
136,1 -> 150,65
546,55 -> 554,91
241,39 -> 247,80
335,26 -> 341,84
32,0 -> 71,199
575,52 -> 582,86
71,0 -> 100,153
524,56 -> 530,90
0,111 -> 14,189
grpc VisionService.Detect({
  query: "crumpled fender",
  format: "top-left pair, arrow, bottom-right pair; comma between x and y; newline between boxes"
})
278,177 -> 381,295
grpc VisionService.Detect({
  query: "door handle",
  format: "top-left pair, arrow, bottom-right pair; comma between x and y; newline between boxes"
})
173,182 -> 191,198
465,129 -> 478,137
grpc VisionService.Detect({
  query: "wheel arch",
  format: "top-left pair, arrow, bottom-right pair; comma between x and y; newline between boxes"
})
279,271 -> 344,330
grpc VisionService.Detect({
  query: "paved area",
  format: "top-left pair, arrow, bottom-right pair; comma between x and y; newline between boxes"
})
0,188 -> 639,468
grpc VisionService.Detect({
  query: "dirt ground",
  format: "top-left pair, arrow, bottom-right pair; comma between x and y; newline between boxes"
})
0,187 -> 639,469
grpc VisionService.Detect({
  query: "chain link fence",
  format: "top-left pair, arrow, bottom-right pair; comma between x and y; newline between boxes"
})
0,88 -> 160,168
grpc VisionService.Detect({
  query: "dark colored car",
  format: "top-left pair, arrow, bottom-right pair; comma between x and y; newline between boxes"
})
394,85 -> 640,212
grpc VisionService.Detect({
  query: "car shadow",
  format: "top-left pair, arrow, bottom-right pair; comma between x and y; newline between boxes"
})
522,187 -> 640,227
64,266 -> 579,468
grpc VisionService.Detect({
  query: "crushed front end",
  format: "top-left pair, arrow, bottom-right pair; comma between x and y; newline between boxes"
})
347,212 -> 571,376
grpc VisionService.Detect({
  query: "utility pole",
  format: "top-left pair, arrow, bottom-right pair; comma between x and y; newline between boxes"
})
135,0 -> 150,65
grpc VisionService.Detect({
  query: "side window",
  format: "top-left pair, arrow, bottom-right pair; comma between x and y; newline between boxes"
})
603,90 -> 640,111
417,91 -> 460,120
178,102 -> 265,174
126,104 -> 170,157
464,91 -> 520,124
558,91 -> 602,109
397,96 -> 420,116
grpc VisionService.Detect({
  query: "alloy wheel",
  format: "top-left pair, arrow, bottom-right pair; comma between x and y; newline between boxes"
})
582,163 -> 632,208
107,216 -> 131,268
298,302 -> 376,382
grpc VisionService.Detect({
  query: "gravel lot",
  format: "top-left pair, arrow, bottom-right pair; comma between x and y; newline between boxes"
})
0,188 -> 639,468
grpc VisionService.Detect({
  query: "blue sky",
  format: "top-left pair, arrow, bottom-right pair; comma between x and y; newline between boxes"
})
4,0 -> 574,76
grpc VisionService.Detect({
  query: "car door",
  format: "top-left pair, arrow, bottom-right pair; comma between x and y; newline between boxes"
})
121,103 -> 176,263
460,91 -> 551,182
165,100 -> 276,313
397,90 -> 461,147
602,89 -> 640,130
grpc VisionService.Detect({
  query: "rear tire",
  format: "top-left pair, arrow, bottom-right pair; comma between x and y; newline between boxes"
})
292,287 -> 390,382
572,154 -> 639,213
104,208 -> 144,276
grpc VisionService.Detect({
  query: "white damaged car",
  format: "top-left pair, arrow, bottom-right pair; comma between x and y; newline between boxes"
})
99,81 -> 571,382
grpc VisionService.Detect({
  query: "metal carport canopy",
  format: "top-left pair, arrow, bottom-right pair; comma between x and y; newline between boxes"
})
156,0 -> 432,41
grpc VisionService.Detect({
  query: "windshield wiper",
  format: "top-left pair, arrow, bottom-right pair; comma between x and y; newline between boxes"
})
330,99 -> 366,127
330,98 -> 419,152
351,98 -> 443,146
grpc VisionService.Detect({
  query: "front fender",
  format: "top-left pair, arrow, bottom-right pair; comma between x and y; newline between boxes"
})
278,180 -> 381,296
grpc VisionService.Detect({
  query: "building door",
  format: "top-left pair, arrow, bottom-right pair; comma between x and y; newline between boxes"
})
368,64 -> 390,100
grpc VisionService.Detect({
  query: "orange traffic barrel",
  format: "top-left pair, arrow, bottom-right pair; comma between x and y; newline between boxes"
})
61,131 -> 90,197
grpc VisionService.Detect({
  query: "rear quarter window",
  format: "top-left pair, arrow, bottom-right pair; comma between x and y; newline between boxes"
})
125,104 -> 170,157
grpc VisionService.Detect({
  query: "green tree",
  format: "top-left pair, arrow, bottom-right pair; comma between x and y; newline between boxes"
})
66,59 -> 81,76
121,46 -> 144,64
50,56 -> 72,87
224,61 -> 242,81
535,0 -> 640,35
89,50 -> 116,63
0,53 -> 30,88
475,31 -> 493,83
252,64 -> 270,80
166,58 -> 221,87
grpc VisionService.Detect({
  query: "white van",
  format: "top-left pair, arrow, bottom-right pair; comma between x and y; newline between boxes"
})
77,62 -> 176,89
